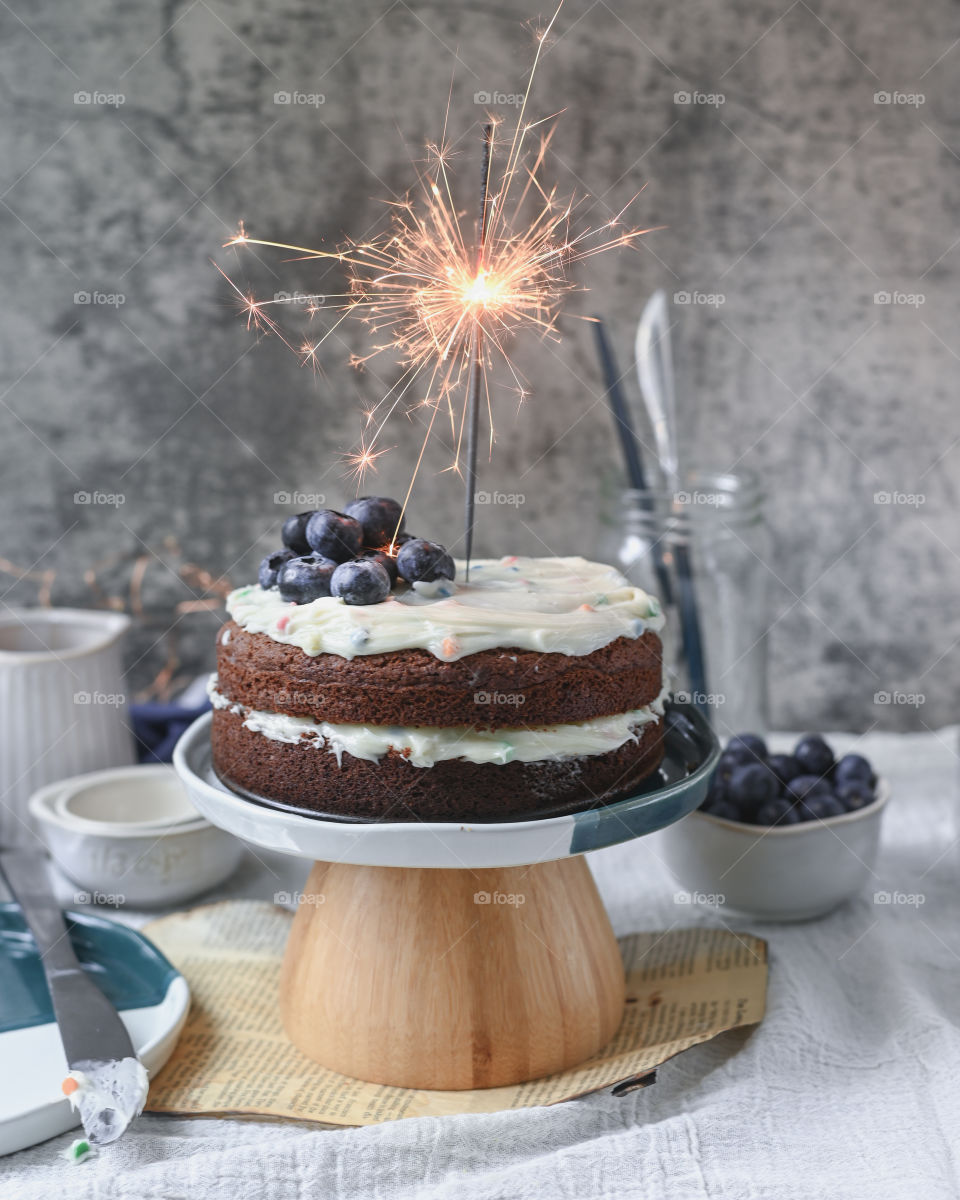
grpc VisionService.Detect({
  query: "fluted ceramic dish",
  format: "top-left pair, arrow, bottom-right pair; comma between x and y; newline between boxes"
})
0,608 -> 135,846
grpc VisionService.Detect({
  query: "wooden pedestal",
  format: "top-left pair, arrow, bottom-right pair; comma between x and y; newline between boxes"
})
279,855 -> 626,1091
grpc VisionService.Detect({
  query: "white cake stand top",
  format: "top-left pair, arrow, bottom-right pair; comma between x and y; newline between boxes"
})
173,709 -> 719,869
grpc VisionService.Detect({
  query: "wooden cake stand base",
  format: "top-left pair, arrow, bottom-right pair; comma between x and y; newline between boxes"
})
174,708 -> 720,1092
279,856 -> 625,1091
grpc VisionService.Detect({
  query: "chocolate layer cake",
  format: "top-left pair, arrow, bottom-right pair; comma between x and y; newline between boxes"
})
210,556 -> 667,821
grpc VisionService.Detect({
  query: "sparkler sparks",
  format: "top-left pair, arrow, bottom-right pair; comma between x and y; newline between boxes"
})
217,2 -> 655,546
341,432 -> 392,486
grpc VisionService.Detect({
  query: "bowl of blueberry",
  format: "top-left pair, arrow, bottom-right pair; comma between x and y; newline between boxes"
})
659,732 -> 889,921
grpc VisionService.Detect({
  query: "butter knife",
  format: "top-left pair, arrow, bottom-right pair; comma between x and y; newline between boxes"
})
0,849 -> 149,1145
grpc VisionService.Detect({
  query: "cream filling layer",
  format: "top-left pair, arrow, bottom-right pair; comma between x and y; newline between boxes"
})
226,555 -> 663,662
208,676 -> 669,768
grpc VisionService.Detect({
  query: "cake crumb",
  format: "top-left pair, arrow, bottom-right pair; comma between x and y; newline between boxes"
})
63,1138 -> 96,1165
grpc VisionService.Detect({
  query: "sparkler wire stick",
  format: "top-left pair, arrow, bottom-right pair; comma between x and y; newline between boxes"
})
463,122 -> 494,579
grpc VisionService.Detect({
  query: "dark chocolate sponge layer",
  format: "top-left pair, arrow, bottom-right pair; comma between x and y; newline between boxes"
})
216,622 -> 662,729
210,705 -> 664,822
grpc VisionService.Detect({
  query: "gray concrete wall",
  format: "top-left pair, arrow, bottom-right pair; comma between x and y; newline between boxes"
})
1,0 -> 956,730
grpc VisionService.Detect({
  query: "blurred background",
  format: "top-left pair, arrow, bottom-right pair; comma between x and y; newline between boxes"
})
0,0 -> 956,729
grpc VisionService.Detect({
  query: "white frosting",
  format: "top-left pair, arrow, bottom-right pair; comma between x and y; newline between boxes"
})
208,676 -> 669,768
64,1058 -> 149,1145
226,556 -> 663,662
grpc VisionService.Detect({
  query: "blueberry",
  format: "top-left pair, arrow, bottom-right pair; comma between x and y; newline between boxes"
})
793,734 -> 834,777
755,797 -> 801,826
281,512 -> 314,556
344,496 -> 405,549
785,773 -> 832,803
258,548 -> 295,590
664,709 -> 697,738
726,732 -> 768,763
836,781 -> 875,812
796,792 -> 845,822
704,799 -> 742,822
728,762 -> 778,816
714,752 -> 742,785
357,549 -> 398,585
767,753 -> 802,787
833,754 -> 874,788
664,708 -> 700,759
396,538 -> 455,584
703,776 -> 727,808
330,559 -> 391,606
305,510 -> 364,562
277,555 -> 338,604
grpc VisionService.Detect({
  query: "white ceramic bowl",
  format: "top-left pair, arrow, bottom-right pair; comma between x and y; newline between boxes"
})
28,764 -> 245,907
658,779 -> 890,921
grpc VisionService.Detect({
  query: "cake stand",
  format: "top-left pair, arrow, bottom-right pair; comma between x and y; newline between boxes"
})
173,704 -> 719,1091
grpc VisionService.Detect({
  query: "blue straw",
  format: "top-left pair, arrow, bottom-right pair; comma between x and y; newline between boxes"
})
673,542 -> 709,708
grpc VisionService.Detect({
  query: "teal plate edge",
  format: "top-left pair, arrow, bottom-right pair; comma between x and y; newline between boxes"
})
569,704 -> 721,854
0,902 -> 180,1035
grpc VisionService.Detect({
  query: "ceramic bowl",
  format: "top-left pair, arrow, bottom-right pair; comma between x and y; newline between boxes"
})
658,779 -> 890,921
28,764 -> 245,907
51,765 -> 203,829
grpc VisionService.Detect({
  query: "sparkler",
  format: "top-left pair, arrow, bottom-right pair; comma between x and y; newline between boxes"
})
217,2 -> 655,558
463,122 -> 494,578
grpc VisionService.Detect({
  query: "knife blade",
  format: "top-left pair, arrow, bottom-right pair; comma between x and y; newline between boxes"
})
0,849 -> 149,1144
634,292 -> 710,711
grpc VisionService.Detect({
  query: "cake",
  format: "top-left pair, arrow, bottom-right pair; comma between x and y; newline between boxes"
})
209,553 -> 667,822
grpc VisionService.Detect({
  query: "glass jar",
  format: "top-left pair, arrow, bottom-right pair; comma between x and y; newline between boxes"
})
608,468 -> 769,736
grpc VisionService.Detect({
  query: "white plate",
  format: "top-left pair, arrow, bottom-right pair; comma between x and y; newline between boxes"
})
0,904 -> 189,1156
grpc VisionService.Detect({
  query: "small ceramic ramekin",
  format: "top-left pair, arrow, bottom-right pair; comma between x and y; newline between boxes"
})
658,779 -> 890,921
28,764 -> 245,907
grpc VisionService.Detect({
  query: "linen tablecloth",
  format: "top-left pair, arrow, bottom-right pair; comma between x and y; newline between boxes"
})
3,729 -> 959,1199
